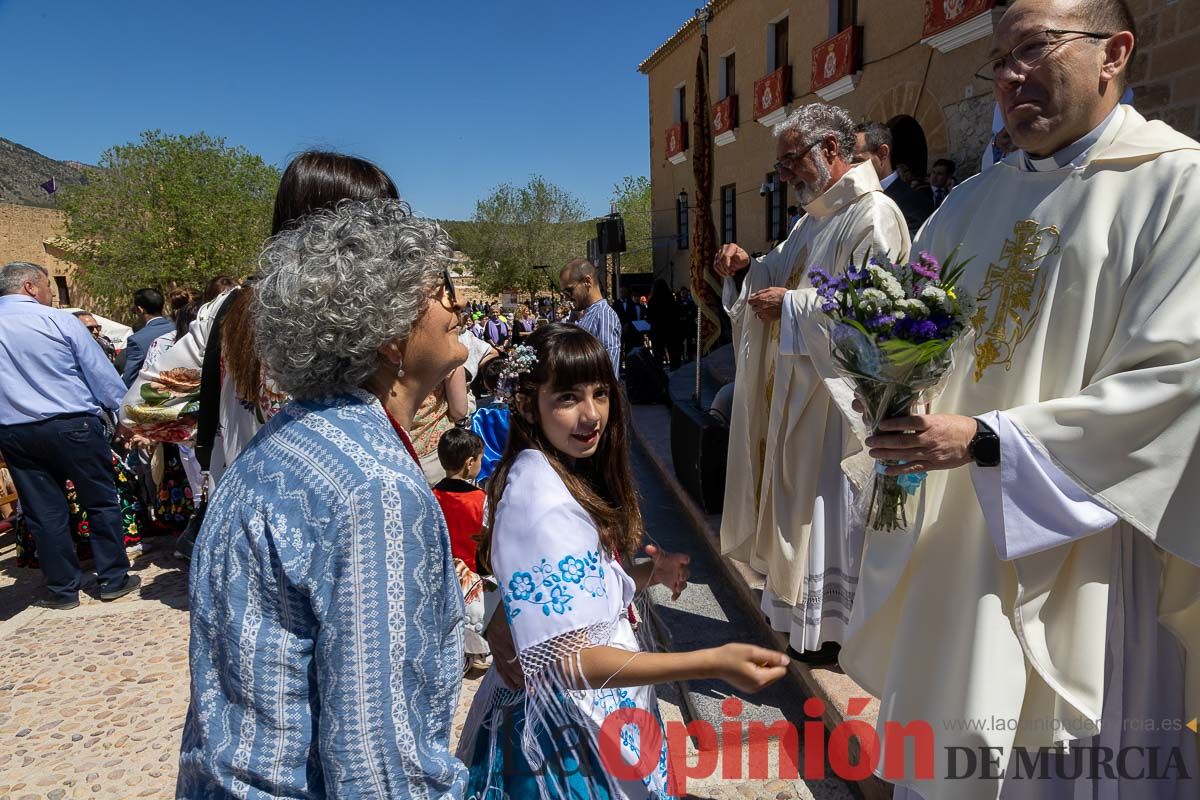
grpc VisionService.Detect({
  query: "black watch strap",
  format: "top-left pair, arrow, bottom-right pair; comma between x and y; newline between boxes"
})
969,418 -> 1001,467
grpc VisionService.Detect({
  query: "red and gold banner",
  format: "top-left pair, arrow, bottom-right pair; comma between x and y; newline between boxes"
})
711,95 -> 736,136
753,66 -> 789,120
665,122 -> 688,160
810,26 -> 863,93
922,0 -> 996,39
691,32 -> 720,355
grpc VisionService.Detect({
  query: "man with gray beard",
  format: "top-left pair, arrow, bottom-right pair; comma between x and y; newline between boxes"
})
714,103 -> 909,662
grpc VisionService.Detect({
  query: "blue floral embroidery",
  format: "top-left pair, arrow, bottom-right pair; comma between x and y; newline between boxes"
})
501,549 -> 606,619
559,555 -> 586,583
547,585 -> 571,615
509,572 -> 535,600
591,687 -> 671,792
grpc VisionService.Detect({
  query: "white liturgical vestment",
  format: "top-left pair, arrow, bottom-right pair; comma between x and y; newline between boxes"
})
720,161 -> 909,650
842,106 -> 1200,800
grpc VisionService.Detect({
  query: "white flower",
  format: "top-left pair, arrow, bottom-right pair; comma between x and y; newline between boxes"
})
920,285 -> 948,309
857,287 -> 891,314
895,298 -> 930,317
868,265 -> 905,300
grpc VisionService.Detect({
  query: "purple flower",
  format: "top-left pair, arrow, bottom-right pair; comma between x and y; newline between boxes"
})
809,267 -> 833,288
868,313 -> 897,331
821,301 -> 839,313
895,317 -> 940,342
912,251 -> 941,281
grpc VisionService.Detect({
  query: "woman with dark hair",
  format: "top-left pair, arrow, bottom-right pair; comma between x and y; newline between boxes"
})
201,276 -> 237,304
459,324 -> 788,799
120,151 -> 400,490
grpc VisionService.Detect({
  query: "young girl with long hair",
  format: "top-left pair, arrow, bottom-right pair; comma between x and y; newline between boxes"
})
459,324 -> 788,799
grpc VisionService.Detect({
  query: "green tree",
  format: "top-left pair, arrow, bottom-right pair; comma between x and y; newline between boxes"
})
611,175 -> 652,274
450,175 -> 590,299
57,130 -> 279,317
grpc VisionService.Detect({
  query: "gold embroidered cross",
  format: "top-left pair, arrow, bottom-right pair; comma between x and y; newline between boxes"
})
972,220 -> 1060,381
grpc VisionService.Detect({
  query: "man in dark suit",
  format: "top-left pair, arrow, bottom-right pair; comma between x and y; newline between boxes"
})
928,158 -> 956,209
612,285 -> 645,356
121,287 -> 173,386
853,122 -> 934,238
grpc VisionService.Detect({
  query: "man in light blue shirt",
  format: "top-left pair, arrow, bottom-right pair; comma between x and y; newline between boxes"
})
559,257 -> 622,378
0,262 -> 139,610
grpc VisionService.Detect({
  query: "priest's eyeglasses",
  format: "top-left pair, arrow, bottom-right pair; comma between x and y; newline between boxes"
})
974,29 -> 1112,82
774,140 -> 821,172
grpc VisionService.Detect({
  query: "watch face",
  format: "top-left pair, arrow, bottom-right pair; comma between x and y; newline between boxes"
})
973,433 -> 1000,466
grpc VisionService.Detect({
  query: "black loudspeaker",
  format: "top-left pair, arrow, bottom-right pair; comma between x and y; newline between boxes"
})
624,347 -> 669,405
597,216 -> 626,254
670,401 -> 729,514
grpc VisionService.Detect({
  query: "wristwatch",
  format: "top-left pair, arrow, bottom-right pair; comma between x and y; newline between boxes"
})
969,418 -> 1001,467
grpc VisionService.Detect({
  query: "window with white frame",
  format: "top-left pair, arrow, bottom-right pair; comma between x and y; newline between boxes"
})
768,16 -> 789,71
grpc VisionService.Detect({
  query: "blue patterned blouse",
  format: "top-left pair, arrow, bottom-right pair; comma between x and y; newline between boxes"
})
177,391 -> 466,799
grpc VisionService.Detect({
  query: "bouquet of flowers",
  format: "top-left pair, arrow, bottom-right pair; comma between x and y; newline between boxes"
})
809,250 -> 975,531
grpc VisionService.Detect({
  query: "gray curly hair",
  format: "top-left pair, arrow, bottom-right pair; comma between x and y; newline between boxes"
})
253,198 -> 452,399
773,102 -> 857,161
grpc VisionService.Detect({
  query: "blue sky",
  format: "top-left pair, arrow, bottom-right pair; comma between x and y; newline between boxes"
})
0,0 -> 698,220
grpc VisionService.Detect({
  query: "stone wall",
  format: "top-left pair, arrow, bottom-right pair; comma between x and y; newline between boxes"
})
1129,0 -> 1200,138
0,202 -> 80,307
642,0 -> 1000,288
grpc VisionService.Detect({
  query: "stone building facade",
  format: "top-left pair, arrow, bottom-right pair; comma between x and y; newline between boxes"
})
0,202 -> 78,307
640,0 -> 1199,289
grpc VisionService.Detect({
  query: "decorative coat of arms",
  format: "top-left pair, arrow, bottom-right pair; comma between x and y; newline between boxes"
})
944,0 -> 966,20
761,85 -> 773,109
714,109 -> 725,130
824,48 -> 838,80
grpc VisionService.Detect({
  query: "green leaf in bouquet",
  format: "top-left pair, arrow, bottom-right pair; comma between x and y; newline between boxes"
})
140,383 -> 172,405
879,337 -> 956,369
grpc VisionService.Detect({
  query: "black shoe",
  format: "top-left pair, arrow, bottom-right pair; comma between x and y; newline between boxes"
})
788,642 -> 842,666
100,574 -> 142,601
33,595 -> 80,611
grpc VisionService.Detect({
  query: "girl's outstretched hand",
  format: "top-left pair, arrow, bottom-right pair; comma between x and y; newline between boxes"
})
709,644 -> 790,693
645,544 -> 690,600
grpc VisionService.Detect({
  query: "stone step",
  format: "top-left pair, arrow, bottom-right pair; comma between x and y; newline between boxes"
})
630,397 -> 894,800
631,443 -> 855,799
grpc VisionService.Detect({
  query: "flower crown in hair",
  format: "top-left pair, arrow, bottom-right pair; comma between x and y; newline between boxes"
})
496,345 -> 538,402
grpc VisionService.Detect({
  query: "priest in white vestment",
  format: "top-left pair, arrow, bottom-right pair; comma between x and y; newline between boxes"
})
821,2 -> 1200,797
715,103 -> 909,660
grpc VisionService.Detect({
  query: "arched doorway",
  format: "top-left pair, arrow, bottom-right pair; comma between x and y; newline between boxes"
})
887,115 -> 929,178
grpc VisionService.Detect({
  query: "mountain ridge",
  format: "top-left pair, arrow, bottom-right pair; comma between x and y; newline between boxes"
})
0,137 -> 90,208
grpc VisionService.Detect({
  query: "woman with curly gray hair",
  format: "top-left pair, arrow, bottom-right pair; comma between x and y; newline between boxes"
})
178,198 -> 469,799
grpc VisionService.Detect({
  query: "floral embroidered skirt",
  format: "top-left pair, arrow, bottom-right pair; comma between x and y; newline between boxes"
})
462,678 -> 672,800
14,448 -> 147,568
464,684 -> 618,800
152,444 -> 196,531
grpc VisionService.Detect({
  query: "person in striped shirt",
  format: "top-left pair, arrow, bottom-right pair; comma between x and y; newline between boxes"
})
558,257 -> 622,378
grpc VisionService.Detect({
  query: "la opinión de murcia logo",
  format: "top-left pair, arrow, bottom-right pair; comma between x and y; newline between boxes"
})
587,699 -> 1193,794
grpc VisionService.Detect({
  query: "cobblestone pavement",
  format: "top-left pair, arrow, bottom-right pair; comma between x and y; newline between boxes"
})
0,533 -> 825,800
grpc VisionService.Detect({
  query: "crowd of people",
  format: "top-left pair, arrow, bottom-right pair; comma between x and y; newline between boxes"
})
0,148 -> 787,799
0,1 -> 1196,798
459,280 -> 700,377
0,276 -> 219,607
